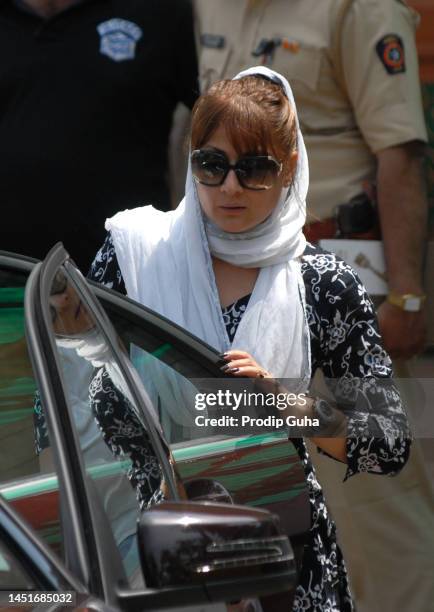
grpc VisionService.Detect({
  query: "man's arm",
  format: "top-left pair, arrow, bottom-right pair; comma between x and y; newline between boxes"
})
376,140 -> 428,359
338,1 -> 429,358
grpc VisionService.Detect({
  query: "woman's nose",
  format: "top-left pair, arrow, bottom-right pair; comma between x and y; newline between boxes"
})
220,168 -> 243,195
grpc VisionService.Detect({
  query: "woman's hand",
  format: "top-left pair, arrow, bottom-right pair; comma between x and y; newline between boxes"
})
220,350 -> 348,463
219,350 -> 273,379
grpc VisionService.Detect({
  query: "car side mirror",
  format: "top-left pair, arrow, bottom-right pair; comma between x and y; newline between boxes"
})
137,501 -> 296,603
184,478 -> 234,504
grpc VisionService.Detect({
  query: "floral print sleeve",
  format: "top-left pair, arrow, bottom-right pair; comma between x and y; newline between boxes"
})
88,232 -> 126,294
33,391 -> 49,454
89,367 -> 165,509
301,244 -> 411,480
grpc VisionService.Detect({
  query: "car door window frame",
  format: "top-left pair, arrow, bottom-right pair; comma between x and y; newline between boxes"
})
25,255 -> 101,595
25,245 -> 181,604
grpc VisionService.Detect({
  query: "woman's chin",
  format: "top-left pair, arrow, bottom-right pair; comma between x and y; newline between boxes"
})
214,220 -> 254,233
209,212 -> 258,234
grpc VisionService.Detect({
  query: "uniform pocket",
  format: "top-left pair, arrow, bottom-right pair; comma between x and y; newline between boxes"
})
271,42 -> 323,93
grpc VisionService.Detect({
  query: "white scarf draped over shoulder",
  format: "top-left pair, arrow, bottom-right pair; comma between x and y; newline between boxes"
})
106,66 -> 311,388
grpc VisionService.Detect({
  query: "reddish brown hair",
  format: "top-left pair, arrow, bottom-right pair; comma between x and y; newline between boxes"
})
191,76 -> 298,168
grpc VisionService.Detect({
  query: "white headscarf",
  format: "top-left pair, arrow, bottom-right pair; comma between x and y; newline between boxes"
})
106,67 -> 311,387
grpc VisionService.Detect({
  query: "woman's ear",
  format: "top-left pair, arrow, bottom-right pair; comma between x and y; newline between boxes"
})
283,151 -> 298,187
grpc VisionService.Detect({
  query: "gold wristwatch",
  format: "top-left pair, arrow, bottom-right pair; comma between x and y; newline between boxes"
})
387,291 -> 426,312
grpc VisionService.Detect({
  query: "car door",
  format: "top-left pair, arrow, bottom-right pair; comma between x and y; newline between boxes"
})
0,249 -> 231,612
25,245 -> 295,612
0,247 -> 310,543
23,245 -> 233,611
4,248 -> 295,612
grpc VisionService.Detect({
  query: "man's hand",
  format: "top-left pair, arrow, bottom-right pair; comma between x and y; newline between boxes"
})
376,141 -> 428,359
377,300 -> 426,360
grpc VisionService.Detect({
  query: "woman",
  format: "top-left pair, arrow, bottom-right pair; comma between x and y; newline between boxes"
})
89,67 -> 410,611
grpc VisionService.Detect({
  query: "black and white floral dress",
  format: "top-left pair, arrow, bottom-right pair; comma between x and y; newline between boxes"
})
35,233 -> 411,612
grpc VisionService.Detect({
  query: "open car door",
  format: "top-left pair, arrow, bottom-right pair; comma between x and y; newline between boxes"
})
17,244 -> 298,610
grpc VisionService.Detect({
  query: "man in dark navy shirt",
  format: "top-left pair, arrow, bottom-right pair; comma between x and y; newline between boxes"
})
0,0 -> 198,270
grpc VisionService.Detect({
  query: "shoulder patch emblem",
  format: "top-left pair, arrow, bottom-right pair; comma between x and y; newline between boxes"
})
376,34 -> 406,75
97,18 -> 142,62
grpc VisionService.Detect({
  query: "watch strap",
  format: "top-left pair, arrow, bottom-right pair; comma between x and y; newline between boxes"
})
387,292 -> 426,312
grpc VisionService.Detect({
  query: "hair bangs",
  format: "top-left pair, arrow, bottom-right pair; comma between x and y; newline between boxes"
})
191,76 -> 297,165
220,95 -> 276,157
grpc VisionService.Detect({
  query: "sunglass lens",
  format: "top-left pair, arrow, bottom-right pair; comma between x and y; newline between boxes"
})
191,151 -> 227,186
237,157 -> 280,190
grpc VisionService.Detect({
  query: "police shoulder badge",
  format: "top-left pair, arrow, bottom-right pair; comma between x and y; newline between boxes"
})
376,34 -> 406,75
97,18 -> 143,62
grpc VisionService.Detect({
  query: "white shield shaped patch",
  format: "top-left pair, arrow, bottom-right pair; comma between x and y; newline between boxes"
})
97,18 -> 142,62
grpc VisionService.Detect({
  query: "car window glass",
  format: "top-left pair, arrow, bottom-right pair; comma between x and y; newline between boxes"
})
0,538 -> 35,589
0,265 -> 64,559
103,304 -> 218,447
98,295 -> 312,531
47,269 -> 171,588
0,272 -> 37,480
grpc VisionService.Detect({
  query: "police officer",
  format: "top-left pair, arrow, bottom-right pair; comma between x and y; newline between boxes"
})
195,0 -> 428,361
194,1 -> 433,611
0,0 -> 198,270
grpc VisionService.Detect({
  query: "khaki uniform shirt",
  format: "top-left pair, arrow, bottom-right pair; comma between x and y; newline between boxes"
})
194,0 -> 428,220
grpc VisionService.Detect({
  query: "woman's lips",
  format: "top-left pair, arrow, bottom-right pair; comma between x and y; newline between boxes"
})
219,205 -> 246,214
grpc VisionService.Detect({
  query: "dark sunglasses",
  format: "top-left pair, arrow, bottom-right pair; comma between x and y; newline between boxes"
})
191,149 -> 283,191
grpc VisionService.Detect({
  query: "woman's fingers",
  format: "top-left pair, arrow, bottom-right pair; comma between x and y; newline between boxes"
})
220,357 -> 254,371
219,349 -> 251,361
219,350 -> 272,378
220,358 -> 269,378
230,366 -> 265,377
